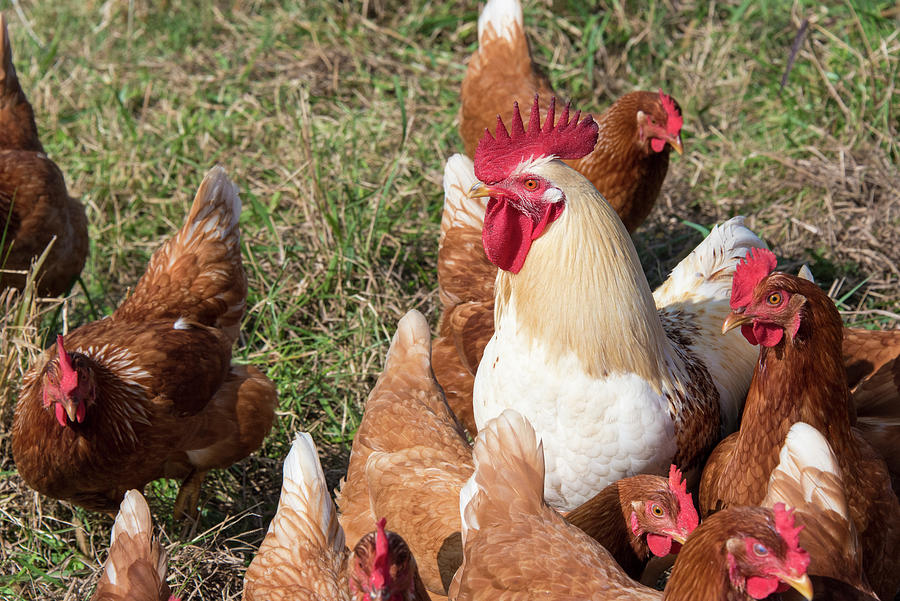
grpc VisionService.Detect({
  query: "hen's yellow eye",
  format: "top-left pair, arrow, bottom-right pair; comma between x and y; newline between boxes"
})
524,179 -> 538,190
767,292 -> 782,305
651,504 -> 664,517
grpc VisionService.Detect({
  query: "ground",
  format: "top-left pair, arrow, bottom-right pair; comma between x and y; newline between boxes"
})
0,0 -> 897,599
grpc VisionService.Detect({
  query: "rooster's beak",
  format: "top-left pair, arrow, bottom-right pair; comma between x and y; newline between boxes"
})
668,133 -> 684,156
779,573 -> 813,600
468,182 -> 495,199
722,310 -> 752,335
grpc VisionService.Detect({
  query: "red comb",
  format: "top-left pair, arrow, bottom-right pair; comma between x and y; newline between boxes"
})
730,247 -> 777,310
56,335 -> 78,395
773,503 -> 810,573
659,89 -> 683,136
668,464 -> 699,533
474,95 -> 599,184
370,517 -> 390,590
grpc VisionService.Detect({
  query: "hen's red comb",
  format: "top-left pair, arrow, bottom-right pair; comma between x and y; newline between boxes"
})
730,247 -> 777,310
659,89 -> 683,136
56,335 -> 78,395
370,517 -> 390,589
668,464 -> 699,533
474,95 -> 599,184
773,503 -> 810,573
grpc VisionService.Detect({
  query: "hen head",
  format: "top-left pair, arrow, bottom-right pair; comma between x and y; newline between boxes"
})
471,96 -> 598,273
40,335 -> 95,427
724,504 -> 812,600
349,518 -> 418,601
723,248 -> 837,348
633,89 -> 684,156
627,465 -> 699,557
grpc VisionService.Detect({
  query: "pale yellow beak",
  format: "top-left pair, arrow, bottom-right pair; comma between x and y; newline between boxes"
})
722,310 -> 753,335
780,572 -> 813,600
670,531 -> 688,545
62,398 -> 78,422
668,133 -> 684,156
468,182 -> 494,199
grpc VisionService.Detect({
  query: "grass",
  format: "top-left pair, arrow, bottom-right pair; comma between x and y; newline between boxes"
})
0,0 -> 897,598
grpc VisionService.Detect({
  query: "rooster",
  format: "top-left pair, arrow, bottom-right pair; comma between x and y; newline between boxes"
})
91,490 -> 178,601
454,98 -> 763,511
12,166 -> 277,518
243,432 -> 429,601
701,248 -> 900,600
449,409 -> 813,601
339,311 -> 698,594
459,0 -> 683,232
0,13 -> 87,296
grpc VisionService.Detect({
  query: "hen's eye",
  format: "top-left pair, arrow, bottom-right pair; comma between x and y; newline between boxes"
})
524,179 -> 538,190
753,543 -> 768,556
650,504 -> 665,517
767,292 -> 782,305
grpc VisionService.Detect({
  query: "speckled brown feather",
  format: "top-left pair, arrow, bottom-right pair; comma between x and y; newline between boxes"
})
12,168 -> 276,513
0,15 -> 87,296
844,327 -> 900,490
91,490 -> 171,601
699,273 -> 900,600
337,310 -> 471,596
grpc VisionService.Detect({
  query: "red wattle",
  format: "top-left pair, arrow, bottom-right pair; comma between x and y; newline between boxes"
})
646,533 -> 673,557
482,196 -> 563,273
746,576 -> 779,599
651,138 -> 666,153
54,403 -> 67,427
753,322 -> 784,347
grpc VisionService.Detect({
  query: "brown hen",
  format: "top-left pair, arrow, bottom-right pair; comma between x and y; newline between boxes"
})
91,490 -> 177,601
459,0 -> 683,232
700,248 -> 900,600
12,166 -> 276,517
450,409 -> 813,601
0,14 -> 87,296
243,432 -> 428,601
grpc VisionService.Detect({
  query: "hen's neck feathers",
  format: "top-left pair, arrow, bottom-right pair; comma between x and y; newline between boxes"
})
494,160 -> 672,389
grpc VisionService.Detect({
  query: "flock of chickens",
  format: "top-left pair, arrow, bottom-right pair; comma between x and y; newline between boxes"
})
3,1 -> 900,600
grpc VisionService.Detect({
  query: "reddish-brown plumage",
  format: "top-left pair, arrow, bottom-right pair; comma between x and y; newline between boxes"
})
12,167 -> 276,516
459,0 -> 683,233
701,268 -> 900,600
0,14 -> 87,296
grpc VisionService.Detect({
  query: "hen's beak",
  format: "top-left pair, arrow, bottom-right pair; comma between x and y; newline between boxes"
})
668,133 -> 684,156
62,398 -> 78,422
670,531 -> 688,545
468,182 -> 495,199
722,310 -> 752,335
779,572 -> 813,600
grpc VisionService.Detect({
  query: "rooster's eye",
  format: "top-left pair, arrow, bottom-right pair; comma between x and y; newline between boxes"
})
524,179 -> 538,190
753,542 -> 768,556
650,504 -> 665,517
767,292 -> 782,306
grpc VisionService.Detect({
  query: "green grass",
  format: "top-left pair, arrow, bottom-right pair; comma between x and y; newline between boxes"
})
0,0 -> 897,598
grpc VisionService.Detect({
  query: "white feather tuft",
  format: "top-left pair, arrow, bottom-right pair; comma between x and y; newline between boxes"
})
441,154 -> 484,242
477,0 -> 523,44
107,490 -> 152,585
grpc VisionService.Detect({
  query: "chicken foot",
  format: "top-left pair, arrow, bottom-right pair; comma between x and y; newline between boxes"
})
173,468 -> 207,521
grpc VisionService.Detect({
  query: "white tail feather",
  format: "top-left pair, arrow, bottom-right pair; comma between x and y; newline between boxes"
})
106,490 -> 155,587
653,216 -> 768,306
271,432 -> 345,554
440,154 -> 483,242
764,422 -> 849,519
381,310 -> 432,377
477,0 -> 523,44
